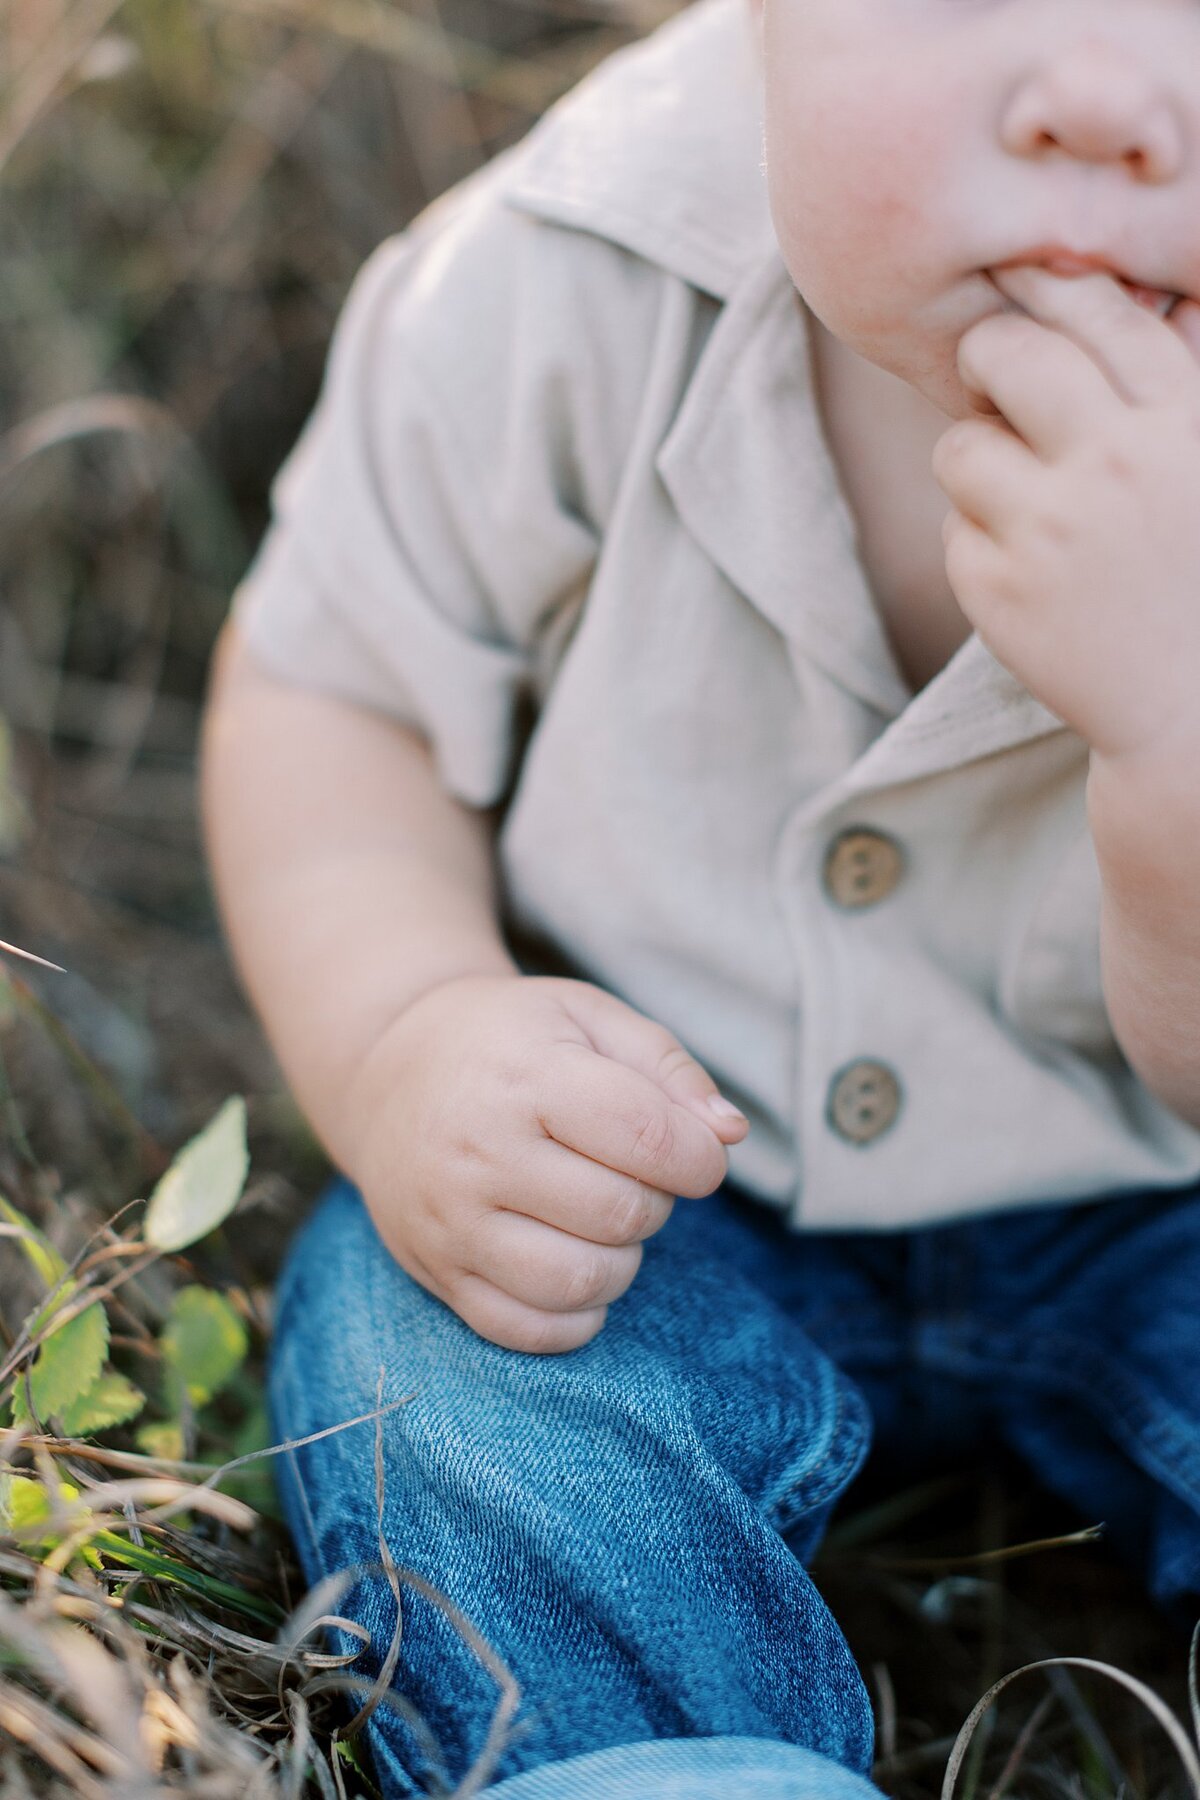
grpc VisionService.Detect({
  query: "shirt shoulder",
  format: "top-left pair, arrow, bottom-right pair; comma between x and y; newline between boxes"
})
316,0 -> 774,538
499,0 -> 775,299
231,0 -> 778,807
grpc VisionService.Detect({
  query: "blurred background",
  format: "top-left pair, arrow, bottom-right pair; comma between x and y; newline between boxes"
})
0,0 -> 666,1194
1,4 -> 1197,1792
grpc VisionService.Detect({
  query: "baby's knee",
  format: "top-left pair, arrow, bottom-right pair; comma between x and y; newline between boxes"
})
267,1175 -> 870,1581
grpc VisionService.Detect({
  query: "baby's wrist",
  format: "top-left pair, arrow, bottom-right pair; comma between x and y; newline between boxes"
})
334,967 -> 512,1162
1088,728 -> 1200,870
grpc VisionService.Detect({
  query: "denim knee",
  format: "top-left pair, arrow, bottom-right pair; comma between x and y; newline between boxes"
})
269,1178 -> 875,1791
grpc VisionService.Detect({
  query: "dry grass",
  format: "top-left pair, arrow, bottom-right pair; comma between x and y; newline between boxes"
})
3,1 -> 1200,1794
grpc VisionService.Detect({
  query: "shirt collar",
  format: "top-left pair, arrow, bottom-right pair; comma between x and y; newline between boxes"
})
504,0 -> 775,301
656,251 -> 1070,786
504,0 -> 1070,784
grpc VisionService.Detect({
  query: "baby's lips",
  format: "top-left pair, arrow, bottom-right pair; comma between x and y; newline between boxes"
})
988,262 -> 1088,304
1167,294 -> 1200,355
989,262 -> 1180,319
985,264 -> 1041,314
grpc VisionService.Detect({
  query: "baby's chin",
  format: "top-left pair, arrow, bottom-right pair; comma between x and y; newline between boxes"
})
835,291 -> 1008,421
864,337 -> 987,424
804,276 -> 1017,424
927,291 -> 1018,418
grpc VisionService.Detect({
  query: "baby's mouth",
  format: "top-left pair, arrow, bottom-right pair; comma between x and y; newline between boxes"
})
1117,277 -> 1180,318
989,264 -> 1180,318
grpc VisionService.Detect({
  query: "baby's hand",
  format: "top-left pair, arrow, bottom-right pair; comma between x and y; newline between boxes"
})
340,974 -> 748,1353
933,266 -> 1200,768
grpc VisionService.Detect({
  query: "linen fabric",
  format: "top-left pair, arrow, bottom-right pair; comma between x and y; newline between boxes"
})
230,0 -> 1200,1225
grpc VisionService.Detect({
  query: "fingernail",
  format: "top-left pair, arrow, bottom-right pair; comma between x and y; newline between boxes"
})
705,1094 -> 747,1122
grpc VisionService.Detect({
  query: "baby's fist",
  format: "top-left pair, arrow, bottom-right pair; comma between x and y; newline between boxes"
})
341,974 -> 748,1353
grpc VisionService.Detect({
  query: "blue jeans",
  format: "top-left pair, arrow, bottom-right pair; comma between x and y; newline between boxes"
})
269,1176 -> 1200,1797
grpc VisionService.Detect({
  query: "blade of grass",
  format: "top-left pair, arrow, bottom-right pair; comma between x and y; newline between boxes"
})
941,1657 -> 1200,1800
983,1691 -> 1056,1800
869,1522 -> 1106,1575
0,940 -> 66,973
88,1530 -> 281,1625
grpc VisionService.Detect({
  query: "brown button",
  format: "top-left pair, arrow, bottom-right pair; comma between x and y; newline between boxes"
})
822,828 -> 905,910
827,1060 -> 902,1145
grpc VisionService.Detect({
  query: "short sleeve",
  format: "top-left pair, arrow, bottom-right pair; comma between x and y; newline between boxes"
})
230,169 -> 605,809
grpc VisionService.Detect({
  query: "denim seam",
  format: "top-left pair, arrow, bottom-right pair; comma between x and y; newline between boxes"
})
763,1374 -> 871,1537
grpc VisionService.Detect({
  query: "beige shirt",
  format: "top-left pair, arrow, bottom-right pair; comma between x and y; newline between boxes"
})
231,0 -> 1200,1227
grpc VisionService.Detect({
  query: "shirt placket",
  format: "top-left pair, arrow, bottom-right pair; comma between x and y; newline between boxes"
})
774,645 -> 1070,1223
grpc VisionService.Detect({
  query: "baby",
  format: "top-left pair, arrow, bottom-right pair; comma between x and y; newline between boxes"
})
200,0 -> 1200,1794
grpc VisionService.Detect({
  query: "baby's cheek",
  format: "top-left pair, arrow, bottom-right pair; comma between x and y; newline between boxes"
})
769,82 -> 947,332
835,109 -> 954,284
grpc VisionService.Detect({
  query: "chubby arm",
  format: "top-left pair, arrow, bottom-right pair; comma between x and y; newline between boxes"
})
198,619 -> 745,1352
198,617 -> 518,1180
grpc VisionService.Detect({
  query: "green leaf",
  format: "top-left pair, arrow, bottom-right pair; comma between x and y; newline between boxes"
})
143,1095 -> 249,1252
162,1286 -> 247,1408
89,1530 -> 280,1624
0,1473 -> 54,1536
136,1420 -> 185,1462
0,1194 -> 68,1289
57,1370 -> 145,1436
335,1737 -> 382,1793
0,1474 -> 92,1547
12,1300 -> 110,1425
